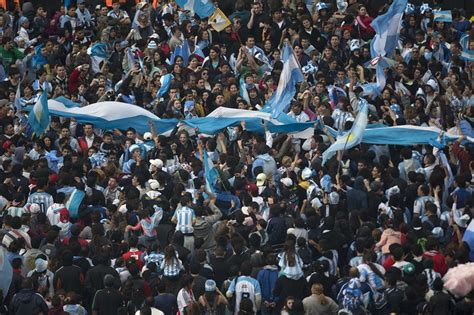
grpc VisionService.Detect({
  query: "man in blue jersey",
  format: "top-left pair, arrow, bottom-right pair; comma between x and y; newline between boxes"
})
172,195 -> 196,253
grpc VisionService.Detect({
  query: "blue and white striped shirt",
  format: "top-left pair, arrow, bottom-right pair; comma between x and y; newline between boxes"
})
173,206 -> 196,234
357,263 -> 385,290
27,192 -> 54,214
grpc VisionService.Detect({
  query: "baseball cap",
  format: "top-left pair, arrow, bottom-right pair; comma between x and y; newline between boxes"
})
256,173 -> 267,187
59,208 -> 70,223
149,159 -> 163,169
280,177 -> 293,187
143,132 -> 153,141
301,168 -> 312,180
35,257 -> 48,273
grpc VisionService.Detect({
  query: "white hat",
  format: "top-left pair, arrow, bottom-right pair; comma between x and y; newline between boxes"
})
420,3 -> 432,14
149,159 -> 163,169
256,173 -> 267,187
35,257 -> 48,273
329,192 -> 340,205
143,132 -> 153,141
241,206 -> 250,215
148,179 -> 160,190
129,144 -> 140,153
311,197 -> 322,209
455,214 -> 471,229
316,2 -> 328,12
425,79 -> 439,92
28,203 -> 41,214
301,168 -> 312,180
280,177 -> 293,187
432,227 -> 444,239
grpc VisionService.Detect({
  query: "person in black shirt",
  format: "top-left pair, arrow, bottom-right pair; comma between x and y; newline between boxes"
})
92,274 -> 124,315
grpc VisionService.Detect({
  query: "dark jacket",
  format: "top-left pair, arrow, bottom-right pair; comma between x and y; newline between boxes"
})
346,177 -> 368,212
9,289 -> 48,315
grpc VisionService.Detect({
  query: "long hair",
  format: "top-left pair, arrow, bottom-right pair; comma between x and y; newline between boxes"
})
284,240 -> 296,267
312,283 -> 329,306
164,245 -> 177,264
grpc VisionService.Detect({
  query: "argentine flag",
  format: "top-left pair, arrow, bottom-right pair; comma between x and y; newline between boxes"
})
262,43 -> 304,117
88,43 -> 109,73
157,74 -> 174,98
433,10 -> 452,23
28,88 -> 49,137
203,148 -> 219,193
370,0 -> 407,58
170,40 -> 190,67
462,219 -> 474,261
176,0 -> 216,19
322,98 -> 368,164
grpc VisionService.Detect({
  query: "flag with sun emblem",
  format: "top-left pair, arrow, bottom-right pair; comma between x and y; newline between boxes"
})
322,98 -> 368,164
209,8 -> 231,32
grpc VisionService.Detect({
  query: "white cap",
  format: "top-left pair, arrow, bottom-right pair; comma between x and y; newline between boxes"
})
148,179 -> 160,190
149,159 -> 163,169
425,79 -> 439,92
143,132 -> 152,141
241,206 -> 250,215
301,168 -> 312,180
256,173 -> 267,187
280,177 -> 293,187
28,203 -> 41,214
129,144 -> 140,153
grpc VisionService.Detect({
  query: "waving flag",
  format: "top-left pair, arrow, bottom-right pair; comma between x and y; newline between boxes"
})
370,0 -> 407,58
239,77 -> 251,104
433,10 -> 452,23
176,0 -> 216,18
88,42 -> 109,73
460,50 -> 474,62
157,74 -> 174,98
14,82 -> 21,113
209,8 -> 231,32
327,85 -> 347,110
203,149 -> 219,193
170,40 -> 190,67
322,99 -> 368,164
262,43 -> 304,117
28,89 -> 49,137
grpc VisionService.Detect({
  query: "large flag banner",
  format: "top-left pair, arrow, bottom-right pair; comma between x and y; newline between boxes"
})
209,8 -> 231,32
175,0 -> 216,18
261,43 -> 304,117
322,99 -> 368,164
433,10 -> 452,23
28,88 -> 49,136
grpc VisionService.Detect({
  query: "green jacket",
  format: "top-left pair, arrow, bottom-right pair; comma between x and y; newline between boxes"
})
0,45 -> 25,72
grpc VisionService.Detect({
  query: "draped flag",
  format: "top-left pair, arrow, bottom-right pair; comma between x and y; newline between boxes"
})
0,247 -> 12,301
261,43 -> 304,117
322,98 -> 368,164
433,10 -> 452,23
170,40 -> 190,67
209,8 -> 231,32
157,74 -> 174,98
203,149 -> 219,193
460,50 -> 474,62
88,42 -> 109,73
175,0 -> 216,18
327,85 -> 347,110
28,88 -> 49,137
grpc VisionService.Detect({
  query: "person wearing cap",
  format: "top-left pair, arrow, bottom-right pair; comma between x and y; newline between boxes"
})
26,255 -> 55,298
198,279 -> 228,314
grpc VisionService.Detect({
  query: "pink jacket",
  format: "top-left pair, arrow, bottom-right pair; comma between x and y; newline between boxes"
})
376,228 -> 401,254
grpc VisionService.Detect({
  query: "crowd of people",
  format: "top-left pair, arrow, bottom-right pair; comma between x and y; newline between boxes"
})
0,0 -> 473,314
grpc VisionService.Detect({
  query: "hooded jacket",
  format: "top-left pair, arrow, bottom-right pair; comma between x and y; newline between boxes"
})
9,289 -> 48,315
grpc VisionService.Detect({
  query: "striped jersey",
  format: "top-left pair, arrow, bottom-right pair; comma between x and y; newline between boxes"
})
173,206 -> 196,234
227,276 -> 261,314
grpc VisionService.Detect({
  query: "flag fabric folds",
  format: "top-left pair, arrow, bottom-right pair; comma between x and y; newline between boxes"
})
88,42 -> 109,73
175,0 -> 216,19
322,98 -> 368,164
261,43 -> 304,117
209,8 -> 231,32
170,40 -> 190,67
28,89 -> 49,136
157,74 -> 174,98
370,0 -> 407,58
203,149 -> 219,193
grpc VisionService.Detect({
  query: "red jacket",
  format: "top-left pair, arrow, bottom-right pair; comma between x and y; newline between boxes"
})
423,250 -> 448,275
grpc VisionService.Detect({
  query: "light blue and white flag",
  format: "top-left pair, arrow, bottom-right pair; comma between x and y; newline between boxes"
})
170,40 -> 190,67
28,89 -> 49,137
157,74 -> 174,98
54,96 -> 81,108
0,247 -> 12,301
433,10 -> 452,23
460,34 -> 469,51
14,82 -> 21,113
239,77 -> 251,104
127,47 -> 137,73
370,0 -> 407,58
460,50 -> 474,62
176,0 -> 216,18
203,148 -> 219,193
462,219 -> 474,261
47,99 -> 178,135
261,43 -> 304,117
322,98 -> 368,164
88,42 -> 109,73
